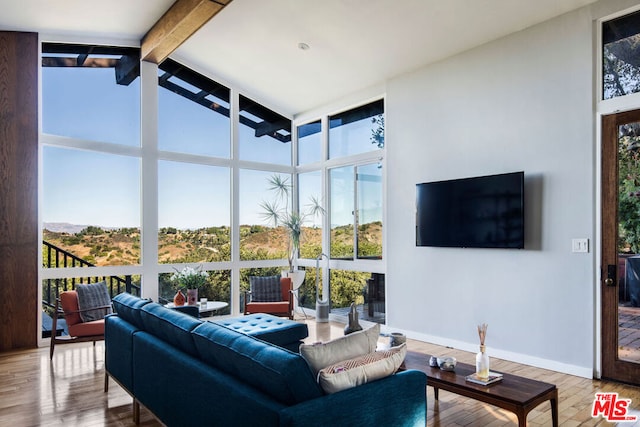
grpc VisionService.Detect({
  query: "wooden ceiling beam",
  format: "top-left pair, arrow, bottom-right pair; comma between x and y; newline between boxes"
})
141,0 -> 232,64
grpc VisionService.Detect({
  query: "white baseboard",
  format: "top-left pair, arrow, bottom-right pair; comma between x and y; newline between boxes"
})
390,329 -> 593,379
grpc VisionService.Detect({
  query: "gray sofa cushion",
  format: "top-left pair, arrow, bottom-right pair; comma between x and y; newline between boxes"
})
192,322 -> 322,405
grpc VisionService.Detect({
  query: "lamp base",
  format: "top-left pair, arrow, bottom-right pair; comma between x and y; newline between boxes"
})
316,301 -> 329,323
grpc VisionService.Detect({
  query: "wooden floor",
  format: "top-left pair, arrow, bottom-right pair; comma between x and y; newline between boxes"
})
1,320 -> 639,426
408,340 -> 640,427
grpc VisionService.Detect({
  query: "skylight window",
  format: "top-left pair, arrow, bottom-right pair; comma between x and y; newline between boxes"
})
159,58 -> 230,120
603,10 -> 640,100
166,75 -> 202,95
158,59 -> 230,158
41,43 -> 141,146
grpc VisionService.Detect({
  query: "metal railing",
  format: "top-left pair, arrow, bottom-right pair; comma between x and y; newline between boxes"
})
42,240 -> 140,307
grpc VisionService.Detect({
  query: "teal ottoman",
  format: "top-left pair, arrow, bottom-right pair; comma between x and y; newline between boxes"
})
213,313 -> 308,352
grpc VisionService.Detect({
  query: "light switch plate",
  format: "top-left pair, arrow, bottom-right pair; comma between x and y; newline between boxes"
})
572,238 -> 589,253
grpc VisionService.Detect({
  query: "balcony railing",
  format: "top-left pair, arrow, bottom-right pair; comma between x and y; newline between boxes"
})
42,240 -> 140,308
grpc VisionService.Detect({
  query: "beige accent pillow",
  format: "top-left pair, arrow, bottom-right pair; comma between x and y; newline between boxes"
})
317,343 -> 407,394
300,323 -> 380,376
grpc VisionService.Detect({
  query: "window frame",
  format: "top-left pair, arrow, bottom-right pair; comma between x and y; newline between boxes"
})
38,40 -> 385,328
294,99 -> 386,323
598,5 -> 640,113
39,42 -> 296,318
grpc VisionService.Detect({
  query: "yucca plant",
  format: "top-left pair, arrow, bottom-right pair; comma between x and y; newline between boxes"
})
260,174 -> 324,272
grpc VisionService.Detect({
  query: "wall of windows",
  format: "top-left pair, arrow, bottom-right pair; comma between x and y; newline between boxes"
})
328,162 -> 384,260
239,95 -> 291,165
329,99 -> 384,158
42,147 -> 141,265
295,99 -> 386,323
42,45 -> 141,147
157,161 -> 230,264
40,42 -> 385,322
41,45 -> 144,303
238,170 -> 291,261
356,163 -> 383,259
297,120 -> 322,165
298,170 -> 323,260
158,59 -> 231,158
40,44 -> 294,315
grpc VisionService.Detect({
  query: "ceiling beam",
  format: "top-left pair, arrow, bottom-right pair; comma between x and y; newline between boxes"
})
41,57 -> 118,68
141,0 -> 232,64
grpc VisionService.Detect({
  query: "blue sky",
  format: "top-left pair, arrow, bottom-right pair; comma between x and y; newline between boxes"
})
43,67 -> 141,228
41,62 -> 379,230
42,65 -> 291,229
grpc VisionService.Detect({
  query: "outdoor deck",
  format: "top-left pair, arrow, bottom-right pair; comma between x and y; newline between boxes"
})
619,305 -> 640,363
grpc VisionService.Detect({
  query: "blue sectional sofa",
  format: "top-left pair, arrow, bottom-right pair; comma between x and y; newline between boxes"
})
105,293 -> 427,427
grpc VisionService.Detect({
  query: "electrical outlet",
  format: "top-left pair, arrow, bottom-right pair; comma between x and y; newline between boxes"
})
572,238 -> 589,253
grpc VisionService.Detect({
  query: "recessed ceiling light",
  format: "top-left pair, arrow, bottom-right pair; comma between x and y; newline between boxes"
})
298,42 -> 310,51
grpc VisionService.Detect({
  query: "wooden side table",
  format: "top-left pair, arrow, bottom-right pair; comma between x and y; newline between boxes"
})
402,350 -> 558,427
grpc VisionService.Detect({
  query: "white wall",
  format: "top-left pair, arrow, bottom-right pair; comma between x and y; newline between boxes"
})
386,6 -> 597,377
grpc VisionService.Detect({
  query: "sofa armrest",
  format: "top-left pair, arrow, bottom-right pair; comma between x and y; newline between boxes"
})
278,370 -> 427,427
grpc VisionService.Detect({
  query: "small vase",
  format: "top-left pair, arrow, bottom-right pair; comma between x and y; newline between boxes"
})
344,303 -> 363,335
476,344 -> 490,379
173,290 -> 185,306
186,289 -> 198,305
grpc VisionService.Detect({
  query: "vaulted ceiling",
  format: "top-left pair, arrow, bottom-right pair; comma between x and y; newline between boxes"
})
0,0 -> 598,116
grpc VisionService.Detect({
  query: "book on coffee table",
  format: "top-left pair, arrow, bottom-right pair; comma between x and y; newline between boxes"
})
465,372 -> 503,385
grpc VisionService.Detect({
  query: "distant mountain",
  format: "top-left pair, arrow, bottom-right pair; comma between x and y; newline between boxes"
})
43,222 -> 89,234
43,222 -> 123,233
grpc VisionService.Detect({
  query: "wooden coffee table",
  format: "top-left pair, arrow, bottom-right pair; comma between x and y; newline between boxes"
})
403,351 -> 558,426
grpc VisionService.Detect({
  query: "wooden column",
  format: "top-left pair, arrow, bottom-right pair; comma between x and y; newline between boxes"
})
0,31 -> 38,351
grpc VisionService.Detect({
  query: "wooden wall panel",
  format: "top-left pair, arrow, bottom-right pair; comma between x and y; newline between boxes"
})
0,31 -> 38,351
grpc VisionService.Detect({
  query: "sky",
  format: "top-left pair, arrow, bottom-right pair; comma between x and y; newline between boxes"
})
41,62 -> 380,230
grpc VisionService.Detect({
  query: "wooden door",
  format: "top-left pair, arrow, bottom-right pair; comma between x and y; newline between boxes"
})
601,110 -> 640,384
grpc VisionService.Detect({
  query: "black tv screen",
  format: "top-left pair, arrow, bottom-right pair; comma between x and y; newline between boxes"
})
416,171 -> 524,249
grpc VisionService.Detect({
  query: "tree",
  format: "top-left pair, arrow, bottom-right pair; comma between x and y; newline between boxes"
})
605,33 -> 640,253
618,123 -> 640,253
604,34 -> 640,99
370,114 -> 384,148
80,225 -> 104,236
329,270 -> 367,308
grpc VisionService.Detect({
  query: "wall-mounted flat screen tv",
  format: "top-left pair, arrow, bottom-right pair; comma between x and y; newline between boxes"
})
416,171 -> 525,249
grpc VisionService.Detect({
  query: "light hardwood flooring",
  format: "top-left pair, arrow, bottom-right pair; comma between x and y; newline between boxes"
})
0,320 -> 639,426
408,340 -> 640,426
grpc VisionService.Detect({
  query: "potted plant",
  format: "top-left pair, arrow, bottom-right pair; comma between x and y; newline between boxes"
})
170,265 -> 209,306
260,174 -> 324,288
